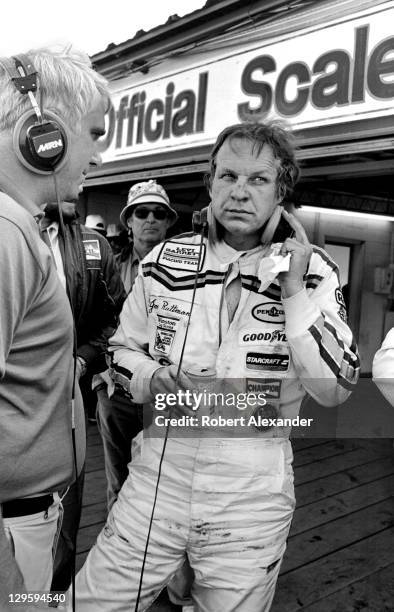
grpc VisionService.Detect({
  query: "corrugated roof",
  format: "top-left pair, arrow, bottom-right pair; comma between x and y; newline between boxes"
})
91,0 -> 300,77
92,0 -> 226,59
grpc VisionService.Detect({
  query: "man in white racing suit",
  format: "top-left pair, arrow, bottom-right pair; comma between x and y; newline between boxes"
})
71,121 -> 360,611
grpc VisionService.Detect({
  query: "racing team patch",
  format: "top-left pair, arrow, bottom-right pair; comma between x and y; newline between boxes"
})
83,239 -> 101,260
158,241 -> 205,272
246,352 -> 289,372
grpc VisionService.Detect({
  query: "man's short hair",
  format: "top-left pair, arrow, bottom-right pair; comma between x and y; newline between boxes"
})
207,120 -> 300,200
0,45 -> 109,134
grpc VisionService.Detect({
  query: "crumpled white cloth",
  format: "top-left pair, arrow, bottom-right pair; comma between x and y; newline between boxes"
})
256,244 -> 291,293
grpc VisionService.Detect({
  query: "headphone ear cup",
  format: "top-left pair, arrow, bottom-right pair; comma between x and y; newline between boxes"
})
13,110 -> 69,174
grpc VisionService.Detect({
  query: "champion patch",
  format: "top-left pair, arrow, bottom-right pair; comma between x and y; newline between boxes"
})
158,241 -> 205,272
246,352 -> 289,372
83,239 -> 101,260
246,378 -> 282,399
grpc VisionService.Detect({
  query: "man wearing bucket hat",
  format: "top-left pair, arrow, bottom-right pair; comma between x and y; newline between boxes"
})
95,179 -> 178,512
117,179 -> 178,294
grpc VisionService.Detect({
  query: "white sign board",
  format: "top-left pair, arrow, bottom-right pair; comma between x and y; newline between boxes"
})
99,4 -> 394,163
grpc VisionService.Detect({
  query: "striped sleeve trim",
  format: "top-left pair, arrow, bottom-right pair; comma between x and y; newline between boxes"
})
312,247 -> 340,283
309,315 -> 360,387
305,273 -> 324,290
241,272 -> 324,294
323,318 -> 359,371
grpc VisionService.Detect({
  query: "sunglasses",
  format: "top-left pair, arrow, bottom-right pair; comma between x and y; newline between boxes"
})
133,207 -> 168,220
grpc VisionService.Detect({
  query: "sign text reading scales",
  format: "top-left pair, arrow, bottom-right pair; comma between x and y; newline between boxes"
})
99,17 -> 394,160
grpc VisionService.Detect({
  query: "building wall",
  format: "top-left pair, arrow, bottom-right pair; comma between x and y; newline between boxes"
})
81,190 -> 125,226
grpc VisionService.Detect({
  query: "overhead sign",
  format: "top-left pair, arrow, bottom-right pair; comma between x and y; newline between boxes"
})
99,4 -> 394,163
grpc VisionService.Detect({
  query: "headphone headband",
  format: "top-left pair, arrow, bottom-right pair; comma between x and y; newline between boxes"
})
0,54 -> 38,95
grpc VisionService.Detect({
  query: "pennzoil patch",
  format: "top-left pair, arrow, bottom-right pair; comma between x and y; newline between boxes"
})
158,241 -> 205,272
83,239 -> 101,260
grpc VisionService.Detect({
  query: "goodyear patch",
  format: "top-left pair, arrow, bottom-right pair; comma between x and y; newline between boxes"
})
246,352 -> 289,372
240,329 -> 287,346
158,241 -> 205,272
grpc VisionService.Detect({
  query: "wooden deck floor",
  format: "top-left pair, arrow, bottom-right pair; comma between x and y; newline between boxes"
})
78,426 -> 394,611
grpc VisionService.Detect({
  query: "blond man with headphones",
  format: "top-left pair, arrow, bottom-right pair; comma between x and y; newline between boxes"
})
0,46 -> 108,599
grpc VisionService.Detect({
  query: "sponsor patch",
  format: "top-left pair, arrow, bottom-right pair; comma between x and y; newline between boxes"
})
246,378 -> 282,399
240,329 -> 287,345
154,328 -> 175,355
252,302 -> 285,324
83,239 -> 101,260
156,314 -> 179,332
335,288 -> 346,307
251,403 -> 280,431
338,305 -> 347,322
246,352 -> 289,372
158,241 -> 205,272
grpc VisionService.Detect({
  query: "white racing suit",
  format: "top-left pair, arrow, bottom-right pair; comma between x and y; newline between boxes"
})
71,218 -> 359,611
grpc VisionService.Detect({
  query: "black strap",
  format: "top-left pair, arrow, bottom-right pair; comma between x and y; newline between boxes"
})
0,54 -> 38,94
2,494 -> 54,518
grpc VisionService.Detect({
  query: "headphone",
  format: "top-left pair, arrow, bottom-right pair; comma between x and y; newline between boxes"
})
192,207 -> 209,235
0,53 -> 68,174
